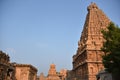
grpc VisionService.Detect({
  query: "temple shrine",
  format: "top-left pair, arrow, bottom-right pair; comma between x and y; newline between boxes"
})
68,3 -> 110,80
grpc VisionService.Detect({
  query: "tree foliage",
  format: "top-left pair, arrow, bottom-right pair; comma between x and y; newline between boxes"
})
101,22 -> 120,75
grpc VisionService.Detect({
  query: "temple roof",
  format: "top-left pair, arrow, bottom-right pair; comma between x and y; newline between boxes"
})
79,2 -> 110,50
14,63 -> 38,72
87,2 -> 98,11
73,2 -> 110,60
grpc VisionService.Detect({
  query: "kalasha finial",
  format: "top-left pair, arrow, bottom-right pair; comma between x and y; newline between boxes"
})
87,2 -> 98,11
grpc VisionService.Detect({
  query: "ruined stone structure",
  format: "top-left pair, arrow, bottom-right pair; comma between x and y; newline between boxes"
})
0,51 -> 15,80
39,64 -> 67,80
46,64 -> 60,80
70,3 -> 110,80
58,69 -> 67,80
39,73 -> 46,80
14,64 -> 37,80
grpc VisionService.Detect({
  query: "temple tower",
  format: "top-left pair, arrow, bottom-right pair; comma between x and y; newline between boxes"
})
47,64 -> 60,80
48,64 -> 57,76
39,73 -> 46,80
72,3 -> 110,80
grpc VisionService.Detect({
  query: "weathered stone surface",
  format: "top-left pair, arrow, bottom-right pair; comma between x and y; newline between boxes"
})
14,64 -> 37,80
46,64 -> 60,80
70,3 -> 110,80
39,73 -> 46,80
39,64 -> 67,80
0,51 -> 15,80
59,69 -> 67,80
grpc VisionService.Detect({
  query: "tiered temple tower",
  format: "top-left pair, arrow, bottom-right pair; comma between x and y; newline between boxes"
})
72,3 -> 110,80
47,64 -> 60,80
39,64 -> 67,80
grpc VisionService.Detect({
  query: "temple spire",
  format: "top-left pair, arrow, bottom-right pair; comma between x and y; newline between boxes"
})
78,2 -> 110,51
87,2 -> 98,11
72,3 -> 111,80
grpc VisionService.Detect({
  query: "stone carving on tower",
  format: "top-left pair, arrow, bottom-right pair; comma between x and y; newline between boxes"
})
71,3 -> 110,80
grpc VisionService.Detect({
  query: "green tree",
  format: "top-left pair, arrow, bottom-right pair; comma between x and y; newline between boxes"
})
101,22 -> 120,80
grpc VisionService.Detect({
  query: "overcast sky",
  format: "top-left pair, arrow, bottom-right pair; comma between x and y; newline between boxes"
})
0,0 -> 120,76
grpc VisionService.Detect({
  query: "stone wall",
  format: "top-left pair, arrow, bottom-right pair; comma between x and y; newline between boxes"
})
14,64 -> 37,80
0,51 -> 16,80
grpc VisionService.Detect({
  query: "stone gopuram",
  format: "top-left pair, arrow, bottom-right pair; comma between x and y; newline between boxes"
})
14,64 -> 37,80
71,3 -> 110,80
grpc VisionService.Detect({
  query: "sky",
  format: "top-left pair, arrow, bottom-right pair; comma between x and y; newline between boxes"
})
0,0 -> 120,76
